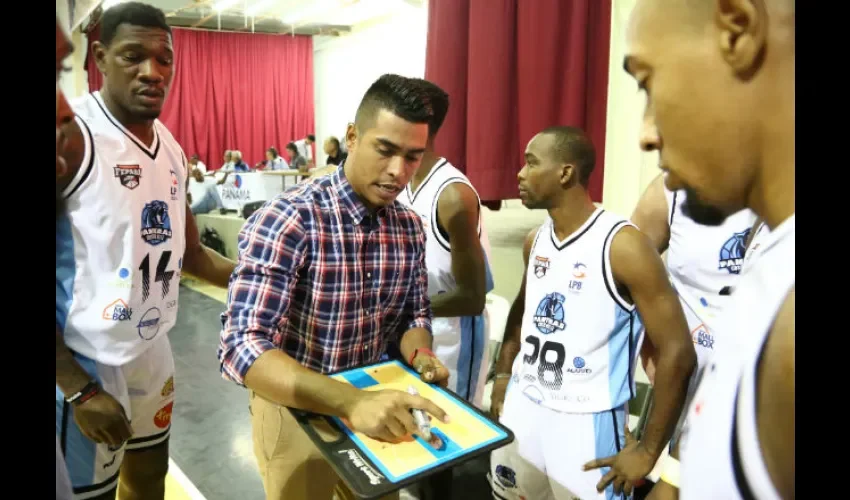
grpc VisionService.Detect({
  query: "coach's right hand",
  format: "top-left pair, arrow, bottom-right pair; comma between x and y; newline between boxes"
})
346,390 -> 450,443
74,389 -> 133,448
490,376 -> 510,419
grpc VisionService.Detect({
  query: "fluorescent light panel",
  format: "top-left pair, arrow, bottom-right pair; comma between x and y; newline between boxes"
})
246,0 -> 276,16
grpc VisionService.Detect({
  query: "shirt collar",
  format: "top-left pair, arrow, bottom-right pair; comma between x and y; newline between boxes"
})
331,163 -> 373,225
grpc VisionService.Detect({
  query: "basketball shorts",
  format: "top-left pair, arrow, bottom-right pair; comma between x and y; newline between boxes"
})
432,314 -> 489,407
490,384 -> 630,500
55,334 -> 175,499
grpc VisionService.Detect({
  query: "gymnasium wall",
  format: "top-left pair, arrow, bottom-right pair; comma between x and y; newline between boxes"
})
311,3 -> 429,159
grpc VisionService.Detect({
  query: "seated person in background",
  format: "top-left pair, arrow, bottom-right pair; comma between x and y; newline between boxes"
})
189,154 -> 207,173
294,133 -> 315,168
220,150 -> 234,171
231,150 -> 250,172
323,136 -> 347,166
286,142 -> 308,175
266,146 -> 289,170
188,167 -> 224,215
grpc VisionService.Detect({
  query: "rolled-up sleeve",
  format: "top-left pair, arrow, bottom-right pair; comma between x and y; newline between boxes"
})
217,199 -> 307,386
404,228 -> 432,334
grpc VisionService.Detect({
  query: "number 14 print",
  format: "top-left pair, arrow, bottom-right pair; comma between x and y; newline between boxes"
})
139,251 -> 177,302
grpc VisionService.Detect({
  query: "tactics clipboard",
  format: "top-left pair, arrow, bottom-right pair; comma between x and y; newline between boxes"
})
288,359 -> 514,499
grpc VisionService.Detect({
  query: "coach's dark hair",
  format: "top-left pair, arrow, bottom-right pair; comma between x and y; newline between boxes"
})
100,2 -> 171,47
306,134 -> 316,142
540,126 -> 596,188
354,74 -> 435,131
286,142 -> 298,153
416,80 -> 449,138
267,147 -> 279,157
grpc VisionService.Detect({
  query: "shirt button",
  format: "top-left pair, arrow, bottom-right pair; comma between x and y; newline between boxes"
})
367,272 -> 371,278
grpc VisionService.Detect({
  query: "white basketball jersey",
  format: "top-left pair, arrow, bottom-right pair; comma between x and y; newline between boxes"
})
664,188 -> 757,362
398,158 -> 494,298
397,159 -> 494,403
57,91 -> 187,366
511,208 -> 643,414
679,214 -> 794,500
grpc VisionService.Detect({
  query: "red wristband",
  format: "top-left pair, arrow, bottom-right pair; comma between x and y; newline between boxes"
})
409,347 -> 436,366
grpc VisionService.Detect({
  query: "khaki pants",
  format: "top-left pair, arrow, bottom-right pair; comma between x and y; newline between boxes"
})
249,391 -> 399,500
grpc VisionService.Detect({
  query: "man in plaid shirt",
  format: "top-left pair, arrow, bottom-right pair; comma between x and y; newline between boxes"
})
218,74 -> 452,500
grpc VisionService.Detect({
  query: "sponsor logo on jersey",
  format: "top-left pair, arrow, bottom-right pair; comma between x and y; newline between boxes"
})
137,307 -> 162,340
718,228 -> 751,274
102,299 -> 133,321
170,170 -> 180,201
114,164 -> 142,190
154,401 -> 173,428
161,376 -> 174,397
566,356 -> 592,374
110,267 -> 133,289
567,262 -> 587,293
533,292 -> 566,334
165,299 -> 177,309
494,465 -> 517,488
141,201 -> 173,246
533,256 -> 550,278
692,324 -> 715,349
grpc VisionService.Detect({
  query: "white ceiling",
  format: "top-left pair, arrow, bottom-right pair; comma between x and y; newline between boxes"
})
99,0 -> 425,35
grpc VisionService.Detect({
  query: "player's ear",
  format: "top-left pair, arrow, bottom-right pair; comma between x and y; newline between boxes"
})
345,123 -> 358,154
92,41 -> 109,75
715,0 -> 767,77
559,164 -> 575,188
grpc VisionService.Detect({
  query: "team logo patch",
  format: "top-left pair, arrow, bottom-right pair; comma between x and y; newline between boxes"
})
533,292 -> 566,334
102,299 -> 133,321
718,228 -> 751,274
114,164 -> 142,190
137,307 -> 162,340
494,464 -> 517,489
154,402 -> 173,429
533,256 -> 550,278
140,201 -> 173,246
161,376 -> 174,397
170,170 -> 180,201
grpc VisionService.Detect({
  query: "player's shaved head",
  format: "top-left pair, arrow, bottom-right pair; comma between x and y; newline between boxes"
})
625,0 -> 794,226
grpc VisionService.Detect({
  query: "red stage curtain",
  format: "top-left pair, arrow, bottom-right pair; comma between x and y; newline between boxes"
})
425,0 -> 612,203
85,27 -> 314,169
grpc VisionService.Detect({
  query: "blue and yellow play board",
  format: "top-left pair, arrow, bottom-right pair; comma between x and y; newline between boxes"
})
289,360 -> 514,499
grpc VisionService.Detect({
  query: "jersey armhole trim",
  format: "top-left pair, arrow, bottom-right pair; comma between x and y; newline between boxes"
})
429,177 -> 481,252
602,221 -> 636,312
731,338 -> 783,500
62,116 -> 95,199
669,191 -> 677,227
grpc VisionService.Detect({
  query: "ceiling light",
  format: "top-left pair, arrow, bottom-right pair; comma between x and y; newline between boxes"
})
246,0 -> 276,17
101,0 -> 125,10
214,0 -> 241,12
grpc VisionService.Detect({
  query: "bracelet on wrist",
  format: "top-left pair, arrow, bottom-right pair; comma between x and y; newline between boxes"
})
65,381 -> 100,406
409,347 -> 436,366
495,373 -> 512,380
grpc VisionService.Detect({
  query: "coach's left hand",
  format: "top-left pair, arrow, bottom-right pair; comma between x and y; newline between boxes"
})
583,422 -> 656,497
412,352 -> 450,388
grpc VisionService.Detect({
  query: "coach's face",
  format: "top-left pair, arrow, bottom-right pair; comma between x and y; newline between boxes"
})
344,110 -> 428,209
625,0 -> 769,225
94,23 -> 174,121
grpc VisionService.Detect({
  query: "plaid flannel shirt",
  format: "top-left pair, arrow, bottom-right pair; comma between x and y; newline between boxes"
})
218,165 -> 431,385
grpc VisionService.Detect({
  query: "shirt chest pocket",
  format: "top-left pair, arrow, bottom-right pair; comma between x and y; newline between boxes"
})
375,266 -> 415,315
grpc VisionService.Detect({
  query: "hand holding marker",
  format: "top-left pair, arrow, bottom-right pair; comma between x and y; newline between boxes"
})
408,385 -> 443,448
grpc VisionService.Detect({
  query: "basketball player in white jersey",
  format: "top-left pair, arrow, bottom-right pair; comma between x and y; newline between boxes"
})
632,175 -> 756,380
591,1 -> 795,498
55,4 -> 235,499
395,80 -> 494,500
57,15 -> 76,500
489,126 -> 696,500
